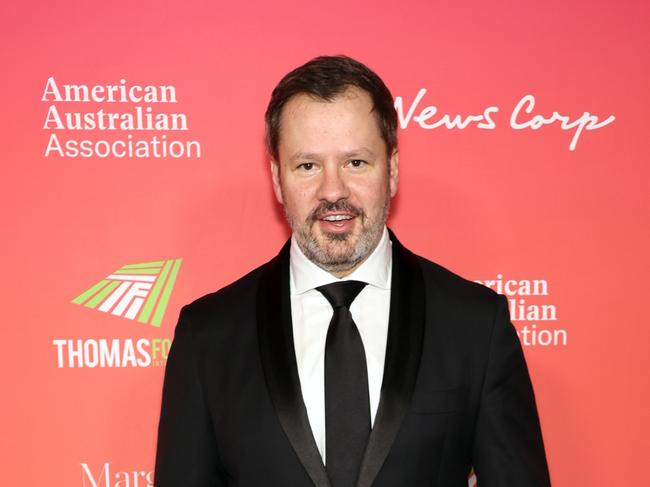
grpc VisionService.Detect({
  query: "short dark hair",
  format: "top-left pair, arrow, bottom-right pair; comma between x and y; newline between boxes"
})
265,55 -> 398,161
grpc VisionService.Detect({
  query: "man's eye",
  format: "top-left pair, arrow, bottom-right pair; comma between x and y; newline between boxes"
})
348,159 -> 366,168
298,162 -> 315,171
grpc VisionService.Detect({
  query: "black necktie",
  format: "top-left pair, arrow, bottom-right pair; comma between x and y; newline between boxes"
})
316,280 -> 370,487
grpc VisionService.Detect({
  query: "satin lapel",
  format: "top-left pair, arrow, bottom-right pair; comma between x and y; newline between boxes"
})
257,241 -> 331,487
356,230 -> 426,487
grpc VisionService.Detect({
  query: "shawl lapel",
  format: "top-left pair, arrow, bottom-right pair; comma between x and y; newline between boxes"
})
355,230 -> 425,487
257,240 -> 331,487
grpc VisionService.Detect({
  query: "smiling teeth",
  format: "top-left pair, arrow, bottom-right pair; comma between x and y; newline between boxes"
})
323,215 -> 352,221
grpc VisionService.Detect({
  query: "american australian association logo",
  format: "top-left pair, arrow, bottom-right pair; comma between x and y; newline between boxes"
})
53,259 -> 181,368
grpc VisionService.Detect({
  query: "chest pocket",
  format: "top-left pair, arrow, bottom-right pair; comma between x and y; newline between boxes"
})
410,387 -> 459,414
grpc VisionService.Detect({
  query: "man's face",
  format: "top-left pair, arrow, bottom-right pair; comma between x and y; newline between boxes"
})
271,86 -> 399,276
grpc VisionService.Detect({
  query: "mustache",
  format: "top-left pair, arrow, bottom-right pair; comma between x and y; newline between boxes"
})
308,200 -> 363,222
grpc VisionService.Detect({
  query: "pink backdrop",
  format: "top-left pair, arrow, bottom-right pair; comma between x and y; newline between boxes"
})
2,0 -> 649,485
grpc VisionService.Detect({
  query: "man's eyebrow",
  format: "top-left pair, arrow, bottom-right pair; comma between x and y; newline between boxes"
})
289,151 -> 320,161
289,147 -> 376,161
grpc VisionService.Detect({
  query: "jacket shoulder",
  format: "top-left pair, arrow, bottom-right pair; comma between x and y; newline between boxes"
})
176,259 -> 269,333
414,253 -> 501,306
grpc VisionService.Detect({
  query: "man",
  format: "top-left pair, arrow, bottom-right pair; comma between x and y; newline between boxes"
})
154,55 -> 551,487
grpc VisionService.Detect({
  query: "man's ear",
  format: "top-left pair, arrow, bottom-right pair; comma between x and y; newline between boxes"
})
270,159 -> 284,204
389,149 -> 399,198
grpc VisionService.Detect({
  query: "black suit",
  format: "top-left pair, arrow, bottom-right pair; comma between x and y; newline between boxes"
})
155,231 -> 550,486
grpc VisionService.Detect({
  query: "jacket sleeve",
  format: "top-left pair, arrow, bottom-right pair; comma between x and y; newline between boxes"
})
154,306 -> 228,486
472,294 -> 551,486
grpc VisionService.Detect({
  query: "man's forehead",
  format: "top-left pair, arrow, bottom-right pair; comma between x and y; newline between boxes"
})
275,86 -> 385,161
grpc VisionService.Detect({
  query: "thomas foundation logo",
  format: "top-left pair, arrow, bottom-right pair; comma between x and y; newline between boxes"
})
53,259 -> 181,368
71,259 -> 182,326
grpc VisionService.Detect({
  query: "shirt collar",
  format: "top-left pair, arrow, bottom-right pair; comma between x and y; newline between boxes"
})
290,226 -> 392,295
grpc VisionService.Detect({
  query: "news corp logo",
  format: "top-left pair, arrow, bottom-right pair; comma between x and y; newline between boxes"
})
53,259 -> 181,369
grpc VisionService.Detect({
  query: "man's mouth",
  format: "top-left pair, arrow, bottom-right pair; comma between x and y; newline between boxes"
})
317,212 -> 357,232
309,201 -> 362,233
321,214 -> 354,222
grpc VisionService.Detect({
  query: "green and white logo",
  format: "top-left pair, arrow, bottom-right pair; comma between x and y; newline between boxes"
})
72,259 -> 182,327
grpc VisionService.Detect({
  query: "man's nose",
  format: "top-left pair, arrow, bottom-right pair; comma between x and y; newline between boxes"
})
316,164 -> 350,202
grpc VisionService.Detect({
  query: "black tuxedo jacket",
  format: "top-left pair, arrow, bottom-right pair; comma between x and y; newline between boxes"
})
155,231 -> 550,486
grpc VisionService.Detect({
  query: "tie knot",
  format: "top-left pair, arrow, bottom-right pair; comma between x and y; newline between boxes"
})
316,280 -> 367,310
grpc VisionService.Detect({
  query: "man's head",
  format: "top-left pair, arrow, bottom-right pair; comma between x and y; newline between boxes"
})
266,55 -> 399,277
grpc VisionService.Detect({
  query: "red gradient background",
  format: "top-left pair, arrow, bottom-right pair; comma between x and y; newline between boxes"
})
1,0 -> 648,485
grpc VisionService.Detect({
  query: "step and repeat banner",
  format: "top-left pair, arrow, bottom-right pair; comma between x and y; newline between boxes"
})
2,0 -> 648,485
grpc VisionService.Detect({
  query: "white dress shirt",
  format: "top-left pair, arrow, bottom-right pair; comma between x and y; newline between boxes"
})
289,226 -> 392,463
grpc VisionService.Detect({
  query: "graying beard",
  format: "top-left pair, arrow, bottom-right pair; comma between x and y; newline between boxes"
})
299,231 -> 369,273
293,196 -> 390,274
